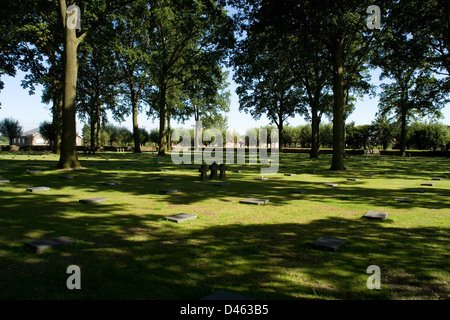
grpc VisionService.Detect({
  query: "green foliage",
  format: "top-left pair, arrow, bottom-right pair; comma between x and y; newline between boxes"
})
39,121 -> 55,146
0,118 -> 23,145
406,122 -> 449,151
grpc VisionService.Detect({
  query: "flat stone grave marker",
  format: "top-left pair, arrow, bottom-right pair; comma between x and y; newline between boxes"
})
239,198 -> 269,205
2,167 -> 14,170
159,188 -> 180,194
156,177 -> 173,181
311,236 -> 347,252
436,175 -> 447,179
0,179 -> 10,183
254,177 -> 268,180
364,174 -> 375,177
421,182 -> 434,186
307,170 -> 316,173
26,186 -> 50,192
113,172 -> 126,175
200,290 -> 253,300
363,211 -> 388,221
27,170 -> 42,174
347,178 -> 360,181
324,183 -> 338,187
79,197 -> 106,204
290,189 -> 307,194
233,170 -> 244,173
431,178 -> 442,181
394,198 -> 412,203
163,213 -> 197,223
378,171 -> 387,175
159,169 -> 168,172
102,181 -> 121,186
214,182 -> 231,187
60,175 -> 75,179
408,188 -> 425,193
284,173 -> 296,176
25,236 -> 75,253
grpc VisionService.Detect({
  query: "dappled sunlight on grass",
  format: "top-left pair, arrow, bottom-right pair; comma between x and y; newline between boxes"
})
0,151 -> 449,299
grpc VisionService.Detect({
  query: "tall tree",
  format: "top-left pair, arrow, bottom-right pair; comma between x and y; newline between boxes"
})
373,1 -> 448,156
149,0 -> 233,155
232,0 -> 379,169
0,118 -> 23,145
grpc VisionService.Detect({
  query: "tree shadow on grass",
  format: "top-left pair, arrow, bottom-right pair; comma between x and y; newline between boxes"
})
0,195 -> 448,300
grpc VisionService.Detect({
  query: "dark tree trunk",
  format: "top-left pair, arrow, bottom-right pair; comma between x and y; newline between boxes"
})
58,20 -> 81,169
330,38 -> 346,171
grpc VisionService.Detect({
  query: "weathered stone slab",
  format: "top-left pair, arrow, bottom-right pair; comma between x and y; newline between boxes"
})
25,236 -> 74,253
408,188 -> 425,193
431,178 -> 442,181
364,174 -> 375,177
163,213 -> 197,223
27,170 -> 42,174
159,169 -> 168,172
307,170 -> 316,173
394,198 -> 412,203
311,236 -> 346,252
254,177 -> 268,180
200,290 -> 253,300
290,189 -> 307,194
421,182 -> 434,186
363,211 -> 388,221
79,197 -> 107,204
214,182 -> 231,186
232,170 -> 244,173
26,186 -> 50,192
347,178 -> 360,181
159,188 -> 180,194
0,179 -> 10,183
239,198 -> 269,205
60,175 -> 75,179
102,181 -> 121,186
324,183 -> 338,187
284,173 -> 296,176
2,167 -> 14,170
113,172 -> 126,175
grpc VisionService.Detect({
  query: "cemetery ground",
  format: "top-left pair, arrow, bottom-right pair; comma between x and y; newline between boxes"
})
0,151 -> 448,300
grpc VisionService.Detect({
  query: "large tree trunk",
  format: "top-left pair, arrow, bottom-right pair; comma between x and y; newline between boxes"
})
194,109 -> 200,152
58,21 -> 81,169
90,114 -> 96,150
96,103 -> 101,149
330,38 -> 346,171
310,103 -> 320,158
52,95 -> 63,154
158,81 -> 167,155
132,99 -> 141,153
166,115 -> 171,151
399,109 -> 407,157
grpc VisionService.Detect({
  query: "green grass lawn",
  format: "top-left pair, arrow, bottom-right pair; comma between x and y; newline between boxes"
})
0,151 -> 448,300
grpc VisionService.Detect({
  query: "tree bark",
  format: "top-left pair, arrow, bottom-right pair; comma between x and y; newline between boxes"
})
52,94 -> 63,154
310,103 -> 320,158
158,79 -> 167,155
57,20 -> 81,169
330,38 -> 346,171
399,109 -> 407,157
132,99 -> 141,153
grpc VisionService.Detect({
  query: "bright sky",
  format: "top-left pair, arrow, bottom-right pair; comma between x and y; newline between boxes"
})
1,67 -> 449,135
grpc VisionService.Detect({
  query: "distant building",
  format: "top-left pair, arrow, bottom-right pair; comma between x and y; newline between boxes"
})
12,128 -> 82,146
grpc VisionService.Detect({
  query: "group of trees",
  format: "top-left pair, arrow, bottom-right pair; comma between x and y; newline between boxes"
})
1,0 -> 232,168
230,0 -> 449,168
1,1 -> 449,170
81,124 -> 153,148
